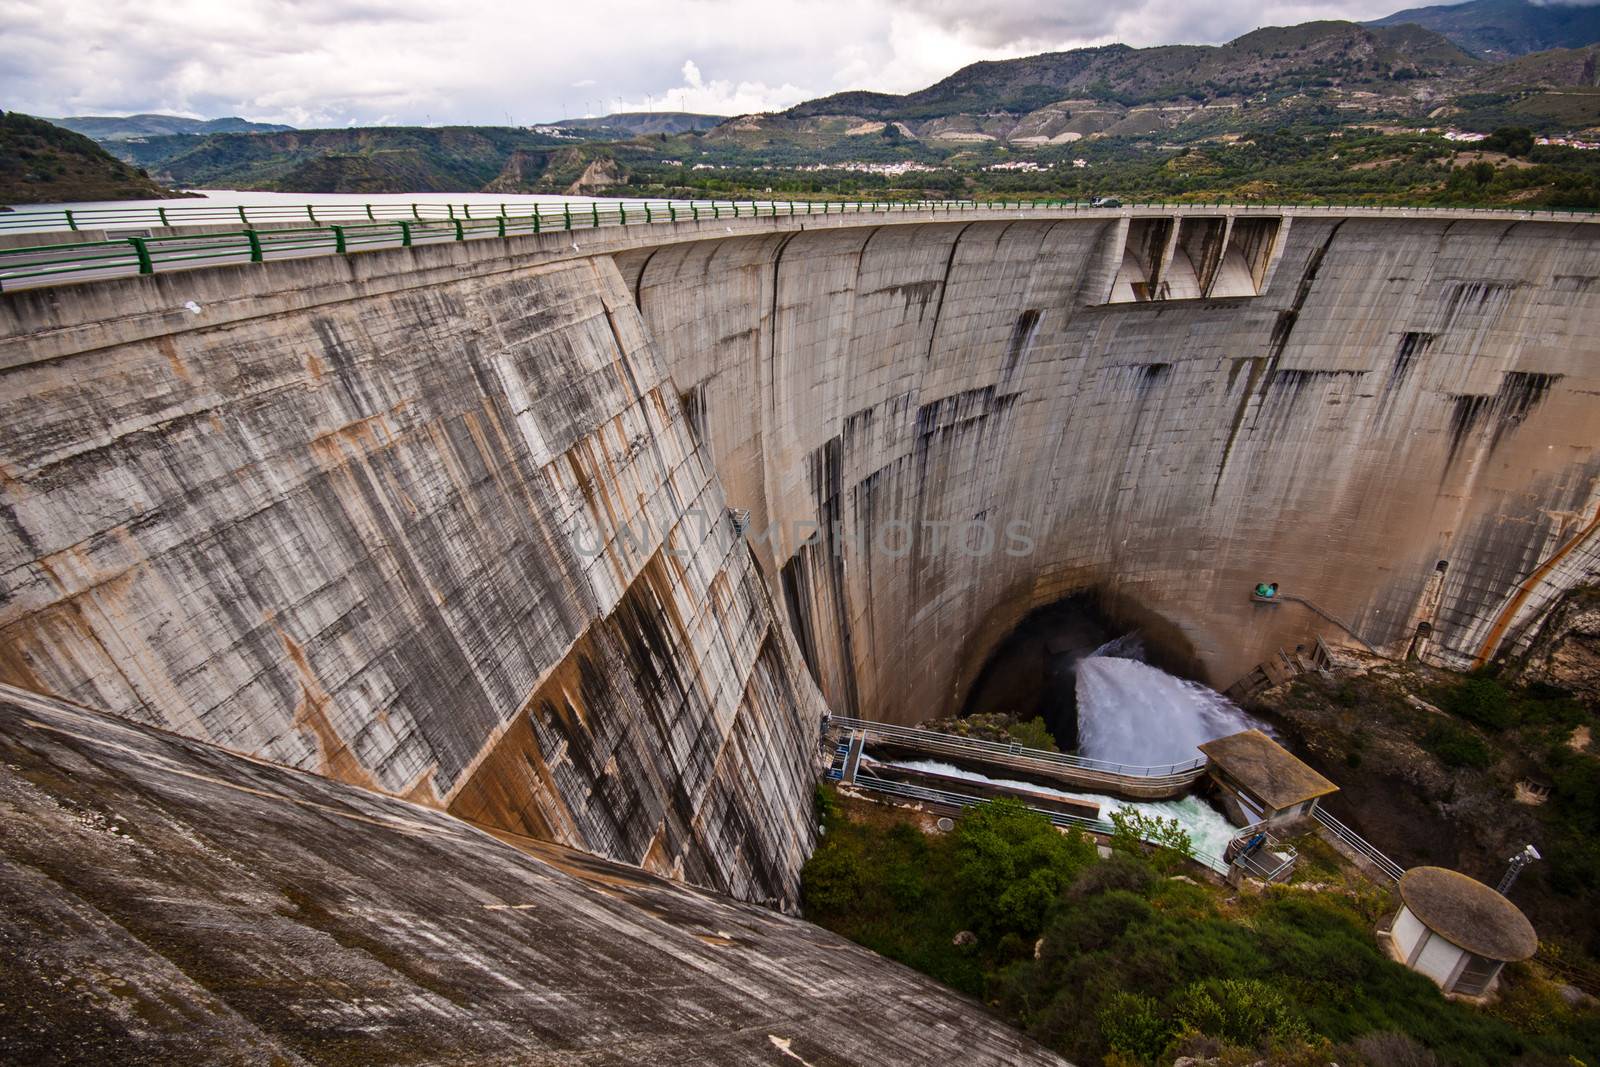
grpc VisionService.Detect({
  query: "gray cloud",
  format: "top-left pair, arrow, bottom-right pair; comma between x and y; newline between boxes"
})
0,0 -> 1427,126
882,0 -> 1403,50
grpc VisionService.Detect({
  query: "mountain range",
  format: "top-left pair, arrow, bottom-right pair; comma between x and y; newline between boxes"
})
10,2 -> 1600,206
1370,0 -> 1600,59
49,113 -> 295,141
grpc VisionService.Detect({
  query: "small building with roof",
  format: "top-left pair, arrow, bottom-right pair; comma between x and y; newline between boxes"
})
1198,729 -> 1338,828
1388,866 -> 1537,998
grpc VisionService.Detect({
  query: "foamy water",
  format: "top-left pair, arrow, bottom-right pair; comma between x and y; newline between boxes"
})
1075,639 -> 1264,767
881,757 -> 1237,862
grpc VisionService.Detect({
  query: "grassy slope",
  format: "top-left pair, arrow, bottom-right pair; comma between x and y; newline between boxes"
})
0,112 -> 186,205
788,21 -> 1476,119
1255,663 -> 1600,958
804,789 -> 1600,1066
119,126 -> 624,192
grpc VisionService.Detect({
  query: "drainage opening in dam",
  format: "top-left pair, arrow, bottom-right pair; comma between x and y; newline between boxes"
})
960,593 -> 1239,760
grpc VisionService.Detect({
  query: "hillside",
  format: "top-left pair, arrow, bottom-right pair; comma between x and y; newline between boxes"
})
787,21 -> 1477,119
114,125 -> 621,193
43,15 -> 1600,210
52,113 -> 295,141
0,111 -> 190,205
1372,0 -> 1600,59
552,112 -> 723,136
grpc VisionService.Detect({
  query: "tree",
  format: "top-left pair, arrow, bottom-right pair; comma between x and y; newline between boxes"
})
1108,808 -> 1195,874
954,798 -> 1095,938
1480,126 -> 1534,158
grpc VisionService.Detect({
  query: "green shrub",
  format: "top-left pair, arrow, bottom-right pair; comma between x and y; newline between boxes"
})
1175,977 -> 1310,1048
1068,852 -> 1156,899
1440,677 -> 1515,731
814,781 -> 838,829
800,838 -> 868,915
1480,126 -> 1535,158
1006,715 -> 1060,752
1422,721 -> 1493,769
954,798 -> 1095,938
1098,991 -> 1175,1064
1108,808 -> 1195,873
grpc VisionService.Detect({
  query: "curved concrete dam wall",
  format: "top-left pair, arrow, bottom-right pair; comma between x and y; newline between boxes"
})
2,207 -> 1598,903
621,212 -> 1600,721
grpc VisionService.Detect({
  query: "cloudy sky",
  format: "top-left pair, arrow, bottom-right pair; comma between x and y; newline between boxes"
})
0,0 -> 1564,126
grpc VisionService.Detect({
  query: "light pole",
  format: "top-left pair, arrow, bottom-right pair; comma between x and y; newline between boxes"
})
1496,844 -> 1540,895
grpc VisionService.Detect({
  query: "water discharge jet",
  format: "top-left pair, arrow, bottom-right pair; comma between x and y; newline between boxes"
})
1075,636 -> 1268,767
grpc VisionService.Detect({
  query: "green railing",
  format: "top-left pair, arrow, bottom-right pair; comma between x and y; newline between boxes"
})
0,197 -> 973,233
1,197 -> 1594,294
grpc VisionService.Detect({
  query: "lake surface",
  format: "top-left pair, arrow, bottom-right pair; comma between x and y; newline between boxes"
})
15,188 -> 612,215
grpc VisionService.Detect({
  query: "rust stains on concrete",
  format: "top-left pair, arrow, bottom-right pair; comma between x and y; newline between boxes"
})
277,624 -> 379,791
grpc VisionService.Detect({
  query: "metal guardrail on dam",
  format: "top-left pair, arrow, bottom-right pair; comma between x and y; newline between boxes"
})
830,715 -> 1210,798
2,195 -> 1597,293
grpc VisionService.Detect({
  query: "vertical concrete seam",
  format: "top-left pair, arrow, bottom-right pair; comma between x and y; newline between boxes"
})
923,223 -> 976,364
1209,219 -> 1346,504
766,230 -> 803,415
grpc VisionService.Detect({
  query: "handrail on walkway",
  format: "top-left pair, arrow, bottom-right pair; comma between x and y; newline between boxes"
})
831,714 -> 1209,779
1312,807 -> 1405,881
4,195 -> 1595,235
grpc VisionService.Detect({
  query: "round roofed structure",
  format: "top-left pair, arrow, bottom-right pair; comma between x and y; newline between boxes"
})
1389,866 -> 1537,998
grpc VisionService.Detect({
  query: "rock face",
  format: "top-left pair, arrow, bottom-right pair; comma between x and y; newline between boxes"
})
1,207 -> 1597,910
566,157 -> 624,196
1510,585 -> 1600,702
0,684 -> 1069,1066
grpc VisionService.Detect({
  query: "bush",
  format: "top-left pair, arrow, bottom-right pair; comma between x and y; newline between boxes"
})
1423,721 -> 1493,769
1175,977 -> 1310,1048
800,837 -> 869,914
1108,808 -> 1195,873
1440,677 -> 1515,731
1099,991 -> 1175,1064
1069,852 -> 1156,899
1006,715 -> 1059,752
954,798 -> 1095,938
814,781 -> 838,829
1480,126 -> 1535,158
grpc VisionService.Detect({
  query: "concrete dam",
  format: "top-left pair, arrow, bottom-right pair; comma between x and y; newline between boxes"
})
2,205 -> 1598,923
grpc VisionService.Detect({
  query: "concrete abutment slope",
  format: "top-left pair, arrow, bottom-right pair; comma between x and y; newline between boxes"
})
1,207 -> 1597,907
0,683 -> 1069,1066
0,242 -> 825,907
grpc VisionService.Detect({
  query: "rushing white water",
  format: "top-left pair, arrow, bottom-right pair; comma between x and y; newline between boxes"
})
1074,637 -> 1265,768
882,757 -> 1237,863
